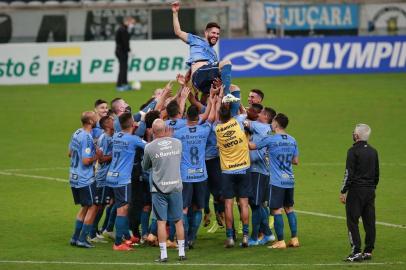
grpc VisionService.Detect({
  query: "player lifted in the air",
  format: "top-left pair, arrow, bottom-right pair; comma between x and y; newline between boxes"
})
172,1 -> 237,103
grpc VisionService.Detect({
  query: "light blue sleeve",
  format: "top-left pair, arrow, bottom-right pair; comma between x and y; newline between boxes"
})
235,114 -> 247,124
293,141 -> 299,157
81,134 -> 94,159
133,136 -> 147,150
256,136 -> 272,150
135,121 -> 146,137
187,33 -> 202,45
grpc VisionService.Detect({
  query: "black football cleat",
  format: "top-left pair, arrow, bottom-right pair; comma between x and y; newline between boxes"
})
178,256 -> 187,261
154,257 -> 168,263
344,253 -> 363,262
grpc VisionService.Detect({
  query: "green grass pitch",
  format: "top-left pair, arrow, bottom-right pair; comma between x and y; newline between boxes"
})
0,73 -> 405,270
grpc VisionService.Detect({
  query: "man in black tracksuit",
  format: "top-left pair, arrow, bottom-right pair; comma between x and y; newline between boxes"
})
340,123 -> 379,262
115,17 -> 134,90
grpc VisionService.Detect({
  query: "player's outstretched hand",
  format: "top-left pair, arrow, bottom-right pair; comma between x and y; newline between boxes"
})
213,77 -> 222,89
163,81 -> 174,97
181,86 -> 190,99
176,73 -> 186,86
209,83 -> 220,97
165,80 -> 173,91
171,1 -> 180,13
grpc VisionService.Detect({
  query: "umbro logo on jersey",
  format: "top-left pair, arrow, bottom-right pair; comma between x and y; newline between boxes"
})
222,130 -> 236,138
158,140 -> 172,147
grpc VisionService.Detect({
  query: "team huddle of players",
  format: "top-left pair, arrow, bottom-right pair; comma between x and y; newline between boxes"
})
68,80 -> 300,255
67,1 -> 299,259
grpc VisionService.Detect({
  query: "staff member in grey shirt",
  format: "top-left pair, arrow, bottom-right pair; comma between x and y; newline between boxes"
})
142,119 -> 186,263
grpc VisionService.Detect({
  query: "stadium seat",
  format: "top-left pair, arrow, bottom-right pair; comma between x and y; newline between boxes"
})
27,0 -> 43,6
9,1 -> 26,6
60,0 -> 79,5
43,1 -> 61,5
113,0 -> 129,4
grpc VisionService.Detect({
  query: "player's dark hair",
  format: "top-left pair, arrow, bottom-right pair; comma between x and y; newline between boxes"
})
274,113 -> 289,129
251,103 -> 263,113
99,115 -> 111,130
166,100 -> 180,118
206,22 -> 221,30
119,112 -> 133,130
187,105 -> 199,121
219,105 -> 231,123
94,99 -> 107,108
145,110 -> 161,129
250,89 -> 264,101
263,107 -> 276,124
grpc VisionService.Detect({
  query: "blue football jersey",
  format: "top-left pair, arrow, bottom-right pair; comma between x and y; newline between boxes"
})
92,121 -> 103,141
106,132 -> 146,187
257,134 -> 299,188
249,121 -> 272,175
173,123 -> 211,182
68,128 -> 96,188
165,118 -> 187,131
113,117 -> 121,133
186,34 -> 218,66
95,133 -> 113,187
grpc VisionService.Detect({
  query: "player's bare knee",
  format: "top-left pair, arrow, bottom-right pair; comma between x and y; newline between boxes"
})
272,208 -> 283,215
220,60 -> 232,68
284,207 -> 294,213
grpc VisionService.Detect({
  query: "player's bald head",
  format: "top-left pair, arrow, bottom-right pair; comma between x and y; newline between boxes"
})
81,111 -> 96,125
152,119 -> 165,136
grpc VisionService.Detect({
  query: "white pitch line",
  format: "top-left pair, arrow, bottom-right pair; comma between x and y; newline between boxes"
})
0,171 -> 68,183
1,162 -> 405,172
1,171 -> 405,229
2,167 -> 68,172
302,162 -> 406,167
0,260 -> 403,267
296,210 -> 406,229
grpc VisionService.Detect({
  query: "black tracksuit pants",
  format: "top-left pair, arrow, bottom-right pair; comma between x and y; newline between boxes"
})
116,51 -> 128,87
129,171 -> 143,237
345,187 -> 376,254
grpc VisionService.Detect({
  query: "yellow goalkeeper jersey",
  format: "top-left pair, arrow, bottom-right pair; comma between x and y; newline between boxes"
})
215,118 -> 250,172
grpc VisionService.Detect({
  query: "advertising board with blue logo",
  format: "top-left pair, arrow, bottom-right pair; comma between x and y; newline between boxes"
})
264,3 -> 359,30
220,36 -> 406,77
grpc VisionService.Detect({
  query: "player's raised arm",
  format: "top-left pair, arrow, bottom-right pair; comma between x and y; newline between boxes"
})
172,1 -> 188,42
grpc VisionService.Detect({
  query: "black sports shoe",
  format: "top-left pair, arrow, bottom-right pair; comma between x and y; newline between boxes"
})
362,253 -> 372,260
344,253 -> 363,262
154,257 -> 168,263
178,256 -> 187,261
70,238 -> 77,246
188,240 -> 194,250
